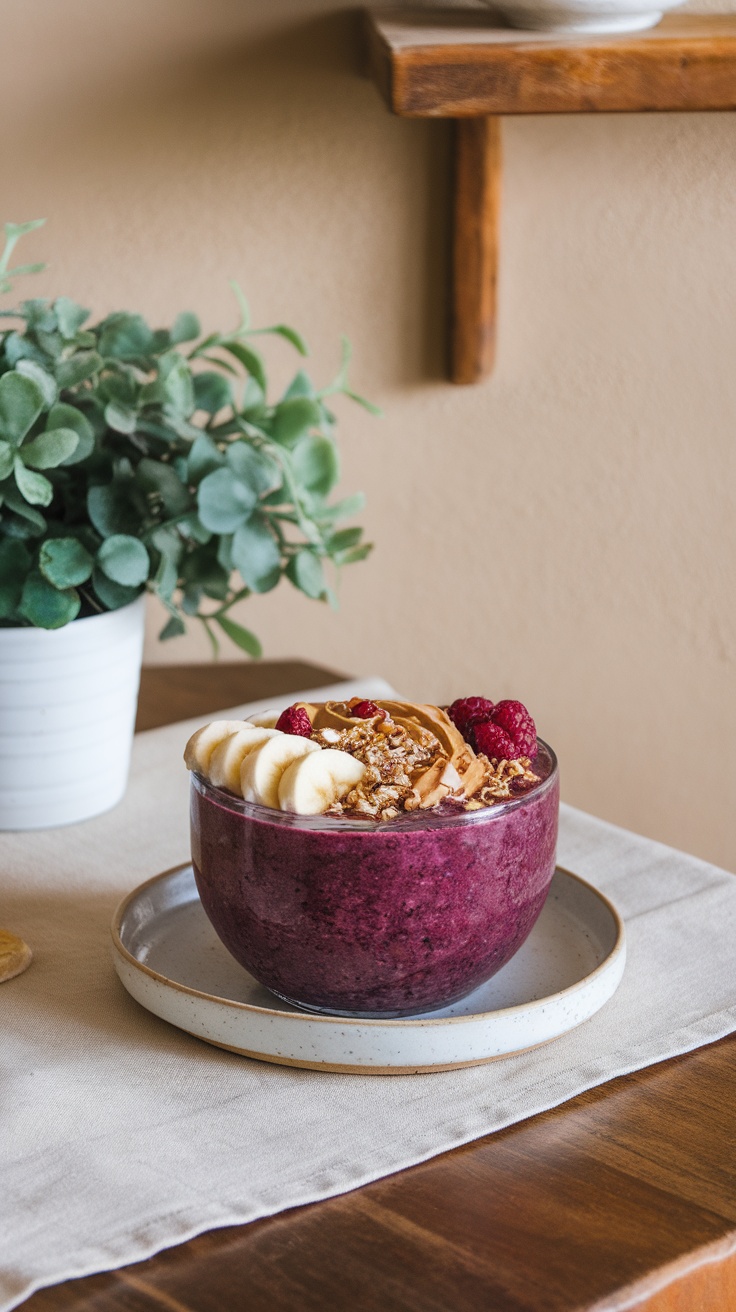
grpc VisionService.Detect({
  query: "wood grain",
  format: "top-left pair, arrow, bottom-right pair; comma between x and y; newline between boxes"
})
451,116 -> 501,384
18,662 -> 736,1312
134,659 -> 344,732
367,10 -> 736,117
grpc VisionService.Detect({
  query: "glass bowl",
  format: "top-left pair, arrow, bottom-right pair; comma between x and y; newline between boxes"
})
190,740 -> 559,1018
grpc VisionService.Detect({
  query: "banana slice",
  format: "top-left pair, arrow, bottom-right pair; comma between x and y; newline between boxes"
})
241,734 -> 321,809
0,929 -> 32,983
184,720 -> 249,773
278,748 -> 366,815
246,709 -> 280,729
208,728 -> 280,794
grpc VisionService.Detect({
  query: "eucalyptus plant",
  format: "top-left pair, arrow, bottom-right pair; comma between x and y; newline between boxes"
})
0,220 -> 375,655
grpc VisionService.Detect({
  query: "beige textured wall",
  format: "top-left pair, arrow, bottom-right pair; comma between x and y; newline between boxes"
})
4,1 -> 736,868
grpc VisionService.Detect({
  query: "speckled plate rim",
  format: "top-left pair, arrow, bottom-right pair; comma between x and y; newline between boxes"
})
111,864 -> 626,1073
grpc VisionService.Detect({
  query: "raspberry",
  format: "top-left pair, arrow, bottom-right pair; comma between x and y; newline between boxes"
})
350,700 -> 387,720
490,700 -> 537,758
474,721 -> 516,761
275,705 -> 312,737
447,696 -> 495,743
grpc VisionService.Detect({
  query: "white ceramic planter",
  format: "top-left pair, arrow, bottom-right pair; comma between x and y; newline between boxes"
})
0,596 -> 146,830
484,0 -> 684,34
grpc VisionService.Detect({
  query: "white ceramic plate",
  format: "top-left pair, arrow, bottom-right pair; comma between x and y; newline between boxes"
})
111,864 -> 625,1074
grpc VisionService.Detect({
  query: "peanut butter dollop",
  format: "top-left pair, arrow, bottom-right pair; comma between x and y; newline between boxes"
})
296,698 -> 486,809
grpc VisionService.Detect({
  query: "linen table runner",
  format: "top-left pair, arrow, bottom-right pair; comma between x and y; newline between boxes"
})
2,678 -> 736,1311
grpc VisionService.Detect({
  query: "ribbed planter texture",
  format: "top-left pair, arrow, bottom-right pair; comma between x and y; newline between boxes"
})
0,596 -> 145,830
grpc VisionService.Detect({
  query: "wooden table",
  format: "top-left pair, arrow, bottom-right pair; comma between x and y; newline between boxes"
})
23,663 -> 736,1312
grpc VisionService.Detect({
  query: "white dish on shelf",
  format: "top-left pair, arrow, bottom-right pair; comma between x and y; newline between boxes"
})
112,864 -> 625,1075
481,0 -> 683,34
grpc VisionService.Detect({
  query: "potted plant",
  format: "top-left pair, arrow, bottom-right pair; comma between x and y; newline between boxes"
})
0,221 -> 375,829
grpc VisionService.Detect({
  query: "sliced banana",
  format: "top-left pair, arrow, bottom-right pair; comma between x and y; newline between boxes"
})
208,728 -> 280,794
241,734 -> 321,809
246,709 -> 281,729
278,748 -> 366,816
183,719 -> 249,773
0,929 -> 32,983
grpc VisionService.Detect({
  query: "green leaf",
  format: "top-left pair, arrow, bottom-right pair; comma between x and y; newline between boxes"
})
344,388 -> 382,417
150,329 -> 171,354
101,371 -> 138,407
217,533 -> 233,572
241,377 -> 266,413
150,525 -> 183,559
3,261 -> 45,280
290,435 -> 339,497
181,584 -> 201,615
333,542 -> 372,566
158,351 -> 194,418
91,564 -> 141,611
327,526 -> 363,553
231,516 -> 282,593
0,480 -> 47,531
136,457 -> 191,516
282,370 -> 315,402
226,442 -> 281,496
1,218 -> 45,262
181,545 -> 229,600
0,440 -> 13,481
88,480 -> 142,537
149,526 -> 182,609
313,491 -> 366,524
215,613 -> 262,658
19,571 -> 80,628
200,354 -> 239,377
271,396 -> 322,448
21,299 -> 56,333
170,312 -> 201,345
54,297 -> 90,339
229,281 -> 251,332
0,221 -> 46,293
286,548 -> 325,599
323,334 -> 352,395
20,427 -> 79,469
55,351 -> 103,388
256,324 -> 308,355
152,550 -> 178,602
0,371 -> 45,446
193,371 -> 232,415
97,534 -> 150,587
39,537 -> 94,588
0,539 -> 31,618
46,403 -> 95,464
3,332 -> 47,368
98,312 -> 154,360
197,467 -> 256,534
187,434 -> 225,484
178,513 -> 212,545
160,614 -> 186,639
13,455 -> 53,506
104,401 -> 137,434
15,359 -> 57,407
222,340 -> 267,393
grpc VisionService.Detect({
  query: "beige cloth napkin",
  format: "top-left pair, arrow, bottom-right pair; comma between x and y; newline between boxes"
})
2,678 -> 736,1311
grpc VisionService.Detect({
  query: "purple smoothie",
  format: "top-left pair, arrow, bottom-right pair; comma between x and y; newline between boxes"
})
191,741 -> 559,1017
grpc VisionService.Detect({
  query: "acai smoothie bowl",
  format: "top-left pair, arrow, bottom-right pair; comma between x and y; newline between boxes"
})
186,695 -> 559,1018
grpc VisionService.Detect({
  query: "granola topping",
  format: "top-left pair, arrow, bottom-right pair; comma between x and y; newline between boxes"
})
305,699 -> 541,821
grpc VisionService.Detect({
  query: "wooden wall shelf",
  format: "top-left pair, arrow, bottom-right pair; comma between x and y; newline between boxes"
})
365,10 -> 736,382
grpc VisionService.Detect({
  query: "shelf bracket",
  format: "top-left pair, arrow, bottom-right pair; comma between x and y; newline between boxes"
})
365,8 -> 736,384
451,116 -> 501,385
